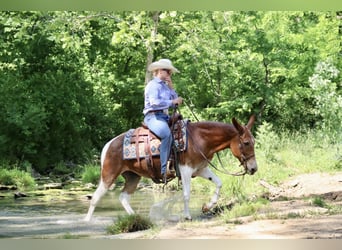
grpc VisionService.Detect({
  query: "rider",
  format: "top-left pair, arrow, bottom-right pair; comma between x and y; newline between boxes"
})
143,59 -> 183,183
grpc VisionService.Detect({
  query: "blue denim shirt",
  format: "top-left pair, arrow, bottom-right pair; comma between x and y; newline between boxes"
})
143,77 -> 178,115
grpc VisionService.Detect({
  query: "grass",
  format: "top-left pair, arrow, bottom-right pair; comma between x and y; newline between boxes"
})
220,198 -> 268,222
106,214 -> 154,234
80,163 -> 125,185
220,126 -> 338,195
57,233 -> 86,239
311,196 -> 327,208
0,168 -> 36,189
81,164 -> 101,185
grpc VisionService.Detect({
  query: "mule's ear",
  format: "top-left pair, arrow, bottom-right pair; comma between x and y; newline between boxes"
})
246,114 -> 256,130
232,117 -> 244,135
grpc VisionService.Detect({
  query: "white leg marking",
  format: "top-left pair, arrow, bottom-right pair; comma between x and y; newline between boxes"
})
84,180 -> 108,221
196,167 -> 222,211
119,191 -> 135,215
179,165 -> 196,220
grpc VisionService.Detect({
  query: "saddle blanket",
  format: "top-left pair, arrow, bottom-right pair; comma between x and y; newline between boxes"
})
123,120 -> 187,160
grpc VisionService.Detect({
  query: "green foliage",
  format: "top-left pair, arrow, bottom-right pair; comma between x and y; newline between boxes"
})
309,58 -> 341,134
106,214 -> 153,234
81,164 -> 101,185
52,162 -> 72,175
0,168 -> 36,189
255,121 -> 279,162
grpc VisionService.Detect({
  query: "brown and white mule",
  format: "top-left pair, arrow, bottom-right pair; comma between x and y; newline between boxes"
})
84,115 -> 257,221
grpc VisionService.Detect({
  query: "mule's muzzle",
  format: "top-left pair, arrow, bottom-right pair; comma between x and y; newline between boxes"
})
241,154 -> 257,175
246,160 -> 258,175
248,166 -> 257,175
244,158 -> 258,175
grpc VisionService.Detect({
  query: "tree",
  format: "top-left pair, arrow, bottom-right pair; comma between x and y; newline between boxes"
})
0,11 -> 340,172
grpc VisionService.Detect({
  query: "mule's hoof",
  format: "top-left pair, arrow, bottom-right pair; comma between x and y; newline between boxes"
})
84,216 -> 91,222
184,216 -> 192,221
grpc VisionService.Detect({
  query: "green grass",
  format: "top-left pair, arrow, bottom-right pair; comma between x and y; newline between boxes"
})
106,214 -> 154,234
80,164 -> 125,185
311,196 -> 327,208
81,164 -> 101,185
220,198 -> 268,222
0,168 -> 36,189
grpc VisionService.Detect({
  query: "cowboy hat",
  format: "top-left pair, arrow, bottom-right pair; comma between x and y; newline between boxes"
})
148,59 -> 179,73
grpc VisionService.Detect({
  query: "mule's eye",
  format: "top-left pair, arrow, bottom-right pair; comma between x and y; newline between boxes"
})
243,141 -> 250,146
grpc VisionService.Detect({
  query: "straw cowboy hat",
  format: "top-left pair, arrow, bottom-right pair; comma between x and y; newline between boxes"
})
148,59 -> 179,73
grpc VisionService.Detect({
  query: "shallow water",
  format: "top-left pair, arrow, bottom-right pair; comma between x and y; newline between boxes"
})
0,187 -> 209,238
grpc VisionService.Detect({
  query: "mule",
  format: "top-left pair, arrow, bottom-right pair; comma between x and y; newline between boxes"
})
84,115 -> 257,221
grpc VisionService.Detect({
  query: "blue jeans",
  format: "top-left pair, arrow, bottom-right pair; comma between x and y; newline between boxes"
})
144,112 -> 172,175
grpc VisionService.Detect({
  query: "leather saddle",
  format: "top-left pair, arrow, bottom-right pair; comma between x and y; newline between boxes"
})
126,113 -> 185,170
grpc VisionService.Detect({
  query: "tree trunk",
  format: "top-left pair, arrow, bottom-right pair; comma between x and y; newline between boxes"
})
145,11 -> 160,85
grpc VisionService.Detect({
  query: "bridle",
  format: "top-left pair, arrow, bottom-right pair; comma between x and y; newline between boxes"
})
238,133 -> 255,171
177,102 -> 255,176
186,126 -> 253,177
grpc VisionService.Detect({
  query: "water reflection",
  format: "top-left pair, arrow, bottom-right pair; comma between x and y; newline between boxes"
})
0,187 -> 211,238
0,188 -> 208,220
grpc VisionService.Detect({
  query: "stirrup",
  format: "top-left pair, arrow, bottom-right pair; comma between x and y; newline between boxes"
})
167,160 -> 176,174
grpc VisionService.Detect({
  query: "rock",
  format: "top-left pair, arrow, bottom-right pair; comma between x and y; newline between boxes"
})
43,183 -> 63,189
14,192 -> 28,199
0,185 -> 17,190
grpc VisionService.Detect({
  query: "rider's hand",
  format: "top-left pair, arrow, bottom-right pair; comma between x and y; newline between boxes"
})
172,97 -> 183,106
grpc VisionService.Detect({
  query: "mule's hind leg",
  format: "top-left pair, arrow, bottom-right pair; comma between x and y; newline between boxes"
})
84,179 -> 108,221
119,171 -> 141,214
196,167 -> 222,212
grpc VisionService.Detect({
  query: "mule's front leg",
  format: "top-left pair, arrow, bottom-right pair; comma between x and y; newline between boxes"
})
196,167 -> 222,213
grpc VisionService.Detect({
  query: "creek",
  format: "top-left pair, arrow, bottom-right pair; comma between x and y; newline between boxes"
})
0,183 -> 208,238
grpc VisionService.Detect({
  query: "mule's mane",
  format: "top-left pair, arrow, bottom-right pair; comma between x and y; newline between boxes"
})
188,121 -> 239,156
191,121 -> 238,135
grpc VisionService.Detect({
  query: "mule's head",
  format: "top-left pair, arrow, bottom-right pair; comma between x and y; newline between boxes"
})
231,115 -> 258,175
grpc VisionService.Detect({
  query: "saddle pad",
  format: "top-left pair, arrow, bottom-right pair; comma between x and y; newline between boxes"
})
123,120 -> 188,160
123,129 -> 160,160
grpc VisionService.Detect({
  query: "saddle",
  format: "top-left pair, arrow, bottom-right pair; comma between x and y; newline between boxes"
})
122,113 -> 187,178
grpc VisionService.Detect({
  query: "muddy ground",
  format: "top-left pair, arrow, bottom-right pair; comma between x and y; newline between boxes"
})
0,172 -> 341,239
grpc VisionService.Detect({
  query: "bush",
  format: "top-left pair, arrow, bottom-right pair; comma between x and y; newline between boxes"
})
81,164 -> 101,185
0,168 -> 36,189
